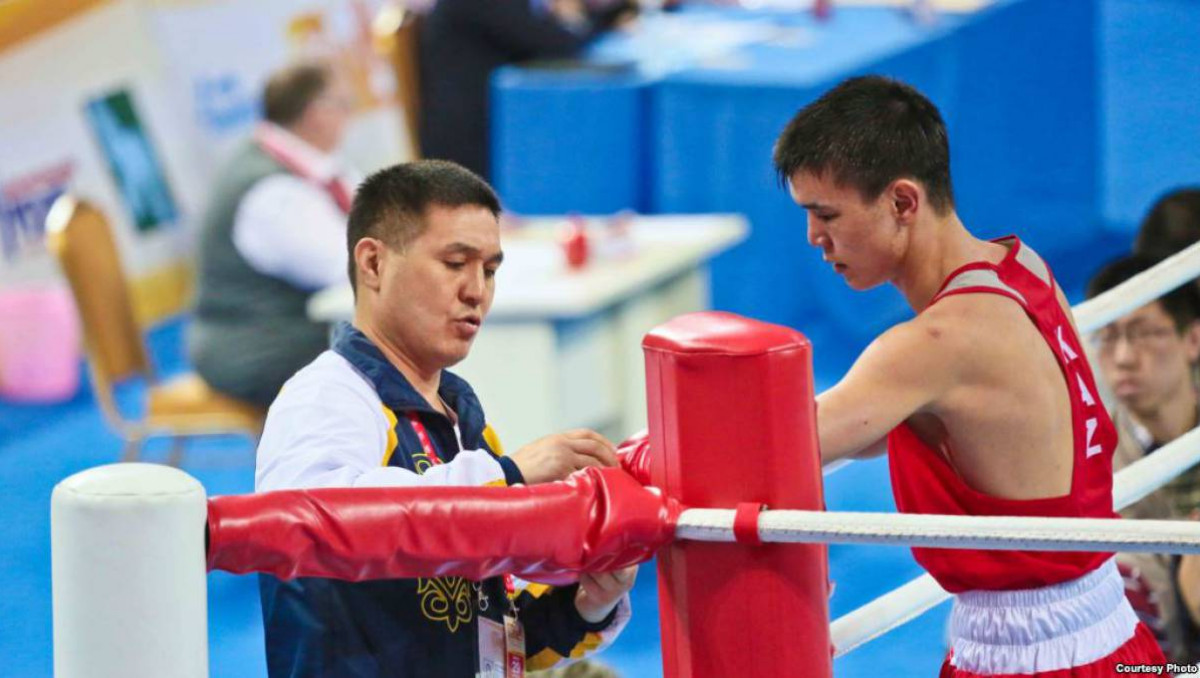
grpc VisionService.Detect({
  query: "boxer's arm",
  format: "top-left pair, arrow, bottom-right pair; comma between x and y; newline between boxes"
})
816,316 -> 959,464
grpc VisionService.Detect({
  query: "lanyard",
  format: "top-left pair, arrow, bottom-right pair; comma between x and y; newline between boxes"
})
406,411 -> 518,602
255,127 -> 352,214
405,412 -> 442,465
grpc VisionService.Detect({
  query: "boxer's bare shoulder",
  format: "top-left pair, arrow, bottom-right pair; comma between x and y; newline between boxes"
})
815,307 -> 969,465
817,287 -> 1074,500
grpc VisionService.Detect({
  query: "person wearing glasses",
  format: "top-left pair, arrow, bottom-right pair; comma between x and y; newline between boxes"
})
1088,253 -> 1200,664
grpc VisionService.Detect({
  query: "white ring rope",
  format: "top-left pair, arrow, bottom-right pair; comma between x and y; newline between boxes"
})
1073,239 -> 1200,333
822,240 -> 1200,481
828,424 -> 1200,657
822,243 -> 1200,656
829,575 -> 947,658
1113,425 -> 1200,511
682,426 -> 1200,553
821,459 -> 852,476
677,500 -> 1200,554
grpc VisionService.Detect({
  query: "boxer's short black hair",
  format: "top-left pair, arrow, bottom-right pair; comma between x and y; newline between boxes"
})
773,75 -> 955,213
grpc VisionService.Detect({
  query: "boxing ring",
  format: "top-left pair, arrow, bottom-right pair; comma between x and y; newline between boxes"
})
51,241 -> 1200,678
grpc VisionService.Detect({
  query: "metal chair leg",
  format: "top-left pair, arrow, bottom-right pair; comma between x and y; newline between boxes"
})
121,437 -> 143,462
165,437 -> 185,467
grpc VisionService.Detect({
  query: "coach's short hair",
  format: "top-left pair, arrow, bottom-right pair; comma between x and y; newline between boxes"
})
346,160 -> 501,288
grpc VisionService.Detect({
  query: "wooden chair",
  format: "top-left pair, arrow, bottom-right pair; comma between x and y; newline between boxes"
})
45,195 -> 264,464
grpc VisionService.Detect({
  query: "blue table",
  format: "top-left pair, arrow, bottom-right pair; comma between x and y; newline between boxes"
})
491,65 -> 651,215
491,0 -> 1196,356
492,7 -> 974,350
650,8 -> 966,336
651,0 -> 1103,339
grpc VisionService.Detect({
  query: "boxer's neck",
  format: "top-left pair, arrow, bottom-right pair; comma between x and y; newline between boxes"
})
893,211 -> 998,312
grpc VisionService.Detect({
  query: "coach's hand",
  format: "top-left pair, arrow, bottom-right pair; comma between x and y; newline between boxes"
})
575,566 -> 638,624
511,429 -> 618,484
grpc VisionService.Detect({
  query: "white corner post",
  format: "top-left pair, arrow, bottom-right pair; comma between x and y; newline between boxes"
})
52,463 -> 209,678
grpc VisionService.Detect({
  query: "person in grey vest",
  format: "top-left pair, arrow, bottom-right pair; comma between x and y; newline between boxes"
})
190,60 -> 358,406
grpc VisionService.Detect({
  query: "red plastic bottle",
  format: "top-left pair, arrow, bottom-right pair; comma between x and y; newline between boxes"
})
562,215 -> 590,270
813,0 -> 832,21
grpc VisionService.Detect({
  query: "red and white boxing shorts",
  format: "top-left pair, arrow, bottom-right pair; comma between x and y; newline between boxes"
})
940,558 -> 1166,677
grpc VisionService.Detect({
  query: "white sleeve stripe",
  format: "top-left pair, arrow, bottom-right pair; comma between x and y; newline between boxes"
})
257,353 -> 506,491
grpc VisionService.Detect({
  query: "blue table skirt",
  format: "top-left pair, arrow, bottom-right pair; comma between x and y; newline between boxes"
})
491,0 -> 1191,348
492,65 -> 652,215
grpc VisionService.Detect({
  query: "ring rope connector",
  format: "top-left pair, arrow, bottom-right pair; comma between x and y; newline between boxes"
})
733,502 -> 768,546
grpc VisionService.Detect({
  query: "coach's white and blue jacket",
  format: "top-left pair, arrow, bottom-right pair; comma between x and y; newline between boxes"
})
255,323 -> 630,678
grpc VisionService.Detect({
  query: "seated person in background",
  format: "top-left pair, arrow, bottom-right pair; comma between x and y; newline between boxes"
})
1135,187 -> 1200,259
256,160 -> 636,678
190,60 -> 359,407
418,0 -> 636,179
1089,254 -> 1200,663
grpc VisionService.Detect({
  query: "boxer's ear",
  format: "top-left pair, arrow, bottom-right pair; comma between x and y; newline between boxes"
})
889,179 -> 921,224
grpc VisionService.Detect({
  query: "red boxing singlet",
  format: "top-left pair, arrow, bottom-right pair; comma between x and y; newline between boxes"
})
888,237 -> 1118,593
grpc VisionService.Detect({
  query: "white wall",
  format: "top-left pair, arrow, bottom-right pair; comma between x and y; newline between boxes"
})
0,0 -> 410,294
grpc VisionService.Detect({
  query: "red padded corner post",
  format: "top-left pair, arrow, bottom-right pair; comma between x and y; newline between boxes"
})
644,311 -> 831,678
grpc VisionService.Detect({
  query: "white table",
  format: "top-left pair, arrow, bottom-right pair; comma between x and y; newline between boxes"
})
308,214 -> 748,449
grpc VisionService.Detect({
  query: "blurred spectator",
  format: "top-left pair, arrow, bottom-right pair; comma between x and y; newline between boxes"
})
1135,187 -> 1200,259
417,0 -> 636,179
1088,253 -> 1200,663
189,60 -> 359,407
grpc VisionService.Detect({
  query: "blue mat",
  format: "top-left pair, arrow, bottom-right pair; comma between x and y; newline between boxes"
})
1,318 -> 953,677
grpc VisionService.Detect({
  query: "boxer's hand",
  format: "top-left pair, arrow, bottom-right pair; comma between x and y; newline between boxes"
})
511,429 -> 618,484
574,565 -> 637,623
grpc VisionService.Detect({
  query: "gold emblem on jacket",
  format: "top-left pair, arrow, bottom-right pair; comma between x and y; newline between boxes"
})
412,452 -> 434,475
418,577 -> 473,632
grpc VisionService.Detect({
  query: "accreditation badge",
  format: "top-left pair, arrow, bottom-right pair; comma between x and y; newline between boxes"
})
504,614 -> 526,678
477,617 -> 506,678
